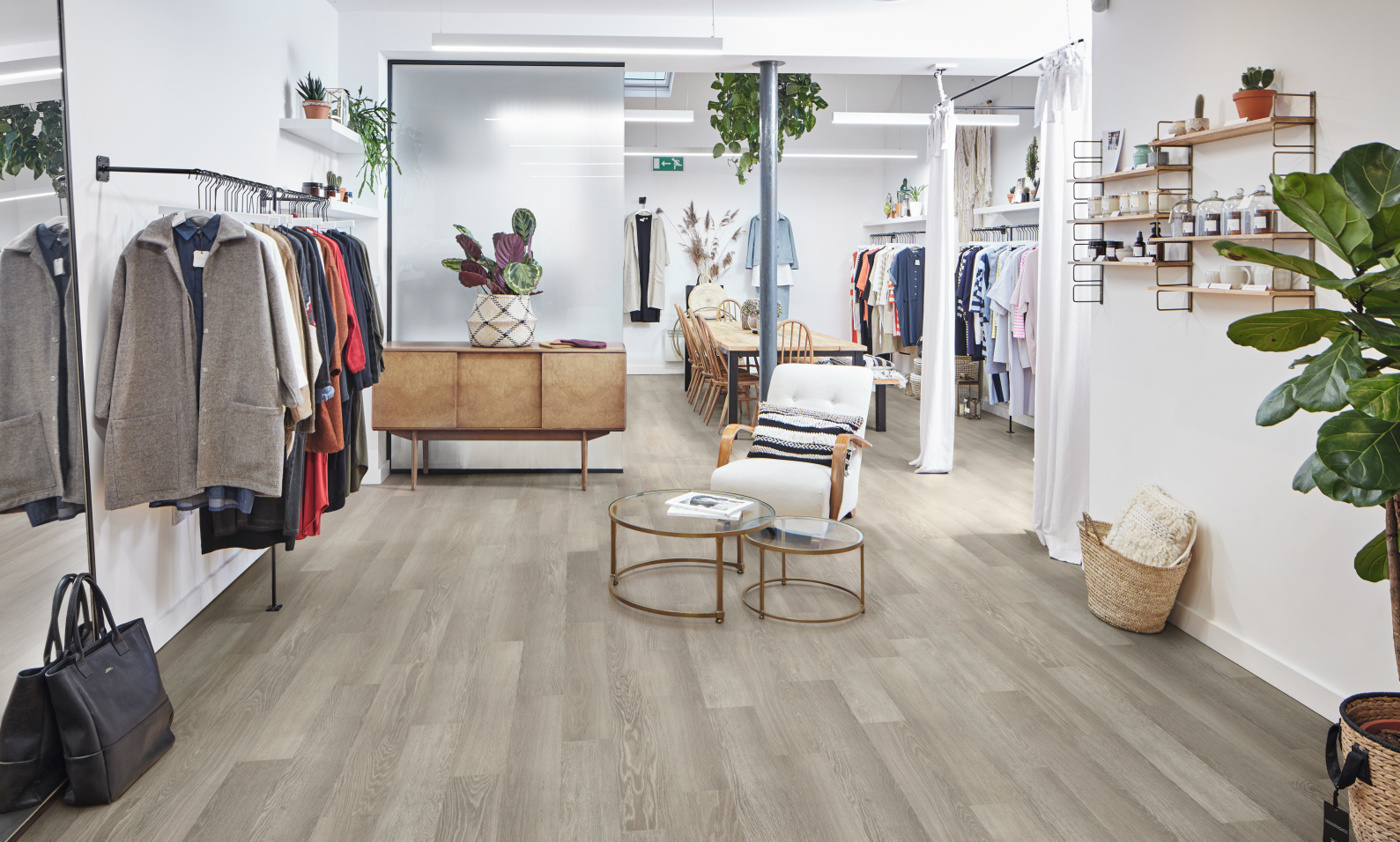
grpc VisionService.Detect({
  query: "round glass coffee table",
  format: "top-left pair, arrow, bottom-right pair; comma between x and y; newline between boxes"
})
741,517 -> 866,623
609,490 -> 775,624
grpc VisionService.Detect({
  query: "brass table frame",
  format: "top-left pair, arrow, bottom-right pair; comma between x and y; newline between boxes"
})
742,520 -> 866,624
608,494 -> 773,624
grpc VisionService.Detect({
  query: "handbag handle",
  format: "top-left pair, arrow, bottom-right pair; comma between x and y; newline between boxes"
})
1327,721 -> 1372,790
64,573 -> 125,675
44,572 -> 90,666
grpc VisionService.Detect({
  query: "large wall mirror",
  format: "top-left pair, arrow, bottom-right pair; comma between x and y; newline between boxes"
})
0,0 -> 92,837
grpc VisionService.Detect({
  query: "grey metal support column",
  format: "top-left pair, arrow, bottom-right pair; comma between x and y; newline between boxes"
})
755,59 -> 783,398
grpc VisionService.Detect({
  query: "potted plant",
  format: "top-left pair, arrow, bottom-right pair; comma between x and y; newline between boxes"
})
1234,66 -> 1277,121
325,171 -> 343,201
0,99 -> 66,198
677,202 -> 743,313
1186,94 -> 1209,133
443,209 -> 542,347
345,86 -> 400,197
739,297 -> 782,331
708,72 -> 828,185
1215,142 -> 1400,839
908,183 -> 927,217
296,73 -> 331,120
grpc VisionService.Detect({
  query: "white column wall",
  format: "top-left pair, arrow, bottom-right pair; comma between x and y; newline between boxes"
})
65,0 -> 340,650
1091,0 -> 1400,715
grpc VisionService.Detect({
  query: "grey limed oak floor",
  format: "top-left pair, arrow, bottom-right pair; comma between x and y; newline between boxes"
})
25,375 -> 1330,841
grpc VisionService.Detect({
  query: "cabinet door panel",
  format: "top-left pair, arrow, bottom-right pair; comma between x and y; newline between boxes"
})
541,353 -> 626,430
373,351 -> 457,429
457,353 -> 541,428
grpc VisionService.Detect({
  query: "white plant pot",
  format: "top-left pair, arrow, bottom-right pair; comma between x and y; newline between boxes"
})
467,292 -> 537,348
908,201 -> 924,217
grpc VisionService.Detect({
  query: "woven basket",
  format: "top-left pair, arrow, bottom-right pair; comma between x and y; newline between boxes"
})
1339,693 -> 1400,841
1079,514 -> 1195,633
955,355 -> 980,385
909,373 -> 922,399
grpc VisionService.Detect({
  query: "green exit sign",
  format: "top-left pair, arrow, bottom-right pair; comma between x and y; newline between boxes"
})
652,156 -> 684,172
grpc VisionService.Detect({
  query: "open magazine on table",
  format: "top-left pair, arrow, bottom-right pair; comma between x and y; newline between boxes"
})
665,492 -> 755,520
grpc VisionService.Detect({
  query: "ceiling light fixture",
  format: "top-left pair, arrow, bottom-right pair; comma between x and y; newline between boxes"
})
953,113 -> 1021,127
832,111 -> 929,127
0,67 -> 62,86
624,109 -> 695,123
622,147 -> 917,160
0,189 -> 56,204
431,33 -> 723,56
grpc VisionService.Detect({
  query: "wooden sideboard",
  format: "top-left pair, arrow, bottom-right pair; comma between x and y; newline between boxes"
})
372,341 -> 626,490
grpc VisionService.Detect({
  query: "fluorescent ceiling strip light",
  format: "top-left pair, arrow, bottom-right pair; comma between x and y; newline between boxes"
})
623,147 -> 917,160
624,109 -> 694,123
0,189 -> 56,204
432,33 -> 723,56
520,162 -> 622,166
530,174 -> 624,179
510,144 -> 622,148
0,67 -> 62,85
953,113 -> 1021,127
832,111 -> 929,127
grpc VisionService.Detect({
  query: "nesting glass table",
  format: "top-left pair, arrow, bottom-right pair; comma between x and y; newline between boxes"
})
741,516 -> 866,623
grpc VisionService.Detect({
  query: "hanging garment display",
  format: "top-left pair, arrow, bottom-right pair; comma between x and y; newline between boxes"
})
0,222 -> 85,526
623,210 -> 668,321
848,243 -> 922,356
744,213 -> 799,270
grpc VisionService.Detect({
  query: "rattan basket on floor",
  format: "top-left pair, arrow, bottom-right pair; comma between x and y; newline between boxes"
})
1079,514 -> 1195,633
1338,693 -> 1400,841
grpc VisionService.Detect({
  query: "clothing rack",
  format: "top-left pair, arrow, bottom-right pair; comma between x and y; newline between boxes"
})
957,239 -> 1040,434
969,223 -> 1039,242
96,156 -> 330,220
949,38 -> 1085,102
869,230 -> 924,244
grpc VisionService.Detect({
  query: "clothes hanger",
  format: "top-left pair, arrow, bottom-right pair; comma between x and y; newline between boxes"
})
44,215 -> 68,233
635,196 -> 651,218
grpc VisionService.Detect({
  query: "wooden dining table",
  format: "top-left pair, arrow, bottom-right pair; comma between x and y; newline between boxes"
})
701,320 -> 893,431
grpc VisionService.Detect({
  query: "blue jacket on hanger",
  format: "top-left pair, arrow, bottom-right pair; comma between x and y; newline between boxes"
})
744,213 -> 799,270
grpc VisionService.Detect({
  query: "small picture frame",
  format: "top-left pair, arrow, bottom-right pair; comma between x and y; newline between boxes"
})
1102,129 -> 1124,174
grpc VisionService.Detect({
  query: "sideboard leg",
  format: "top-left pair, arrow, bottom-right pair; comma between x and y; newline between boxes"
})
411,431 -> 419,491
581,432 -> 589,490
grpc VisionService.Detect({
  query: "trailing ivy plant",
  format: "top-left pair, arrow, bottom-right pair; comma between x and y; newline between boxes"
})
345,86 -> 400,196
0,100 -> 66,198
708,72 -> 827,185
1218,142 -> 1400,676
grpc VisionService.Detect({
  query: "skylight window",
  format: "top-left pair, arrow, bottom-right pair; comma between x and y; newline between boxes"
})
624,71 -> 673,97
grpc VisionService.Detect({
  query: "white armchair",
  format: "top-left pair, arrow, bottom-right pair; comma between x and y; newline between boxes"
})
711,363 -> 874,520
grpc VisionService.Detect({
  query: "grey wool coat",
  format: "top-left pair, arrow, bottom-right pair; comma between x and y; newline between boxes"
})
0,225 -> 84,512
95,215 -> 302,510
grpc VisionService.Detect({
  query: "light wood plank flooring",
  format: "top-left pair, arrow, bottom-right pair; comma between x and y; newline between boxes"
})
24,376 -> 1330,841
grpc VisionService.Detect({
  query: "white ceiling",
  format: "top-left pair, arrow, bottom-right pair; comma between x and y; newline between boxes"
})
0,0 -> 58,50
330,0 -> 1002,16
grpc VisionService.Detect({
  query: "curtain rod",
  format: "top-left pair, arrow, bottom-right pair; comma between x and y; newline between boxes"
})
949,38 -> 1084,102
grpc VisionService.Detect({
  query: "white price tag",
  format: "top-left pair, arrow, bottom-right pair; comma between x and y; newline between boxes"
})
53,258 -> 64,275
192,250 -> 210,268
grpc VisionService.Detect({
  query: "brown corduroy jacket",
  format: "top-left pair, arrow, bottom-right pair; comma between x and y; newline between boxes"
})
95,215 -> 301,510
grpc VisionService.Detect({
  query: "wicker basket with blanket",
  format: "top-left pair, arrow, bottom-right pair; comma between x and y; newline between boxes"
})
1080,485 -> 1197,634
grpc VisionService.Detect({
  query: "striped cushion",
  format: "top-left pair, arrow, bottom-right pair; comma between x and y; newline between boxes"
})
747,403 -> 863,472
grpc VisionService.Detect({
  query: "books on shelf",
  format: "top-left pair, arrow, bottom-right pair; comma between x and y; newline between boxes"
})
665,492 -> 754,520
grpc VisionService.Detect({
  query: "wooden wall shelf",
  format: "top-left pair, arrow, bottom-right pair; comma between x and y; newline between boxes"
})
1072,261 -> 1191,268
1149,285 -> 1313,298
1150,115 -> 1316,148
1073,165 -> 1192,184
1150,232 -> 1312,243
1072,212 -> 1168,224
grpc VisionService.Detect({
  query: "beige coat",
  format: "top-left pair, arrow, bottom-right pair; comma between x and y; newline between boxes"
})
95,215 -> 301,510
622,211 -> 669,313
0,225 -> 84,512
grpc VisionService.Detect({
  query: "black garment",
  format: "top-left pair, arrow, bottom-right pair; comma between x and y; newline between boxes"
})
172,215 -> 221,375
279,227 -> 334,403
24,224 -> 83,527
629,213 -> 660,323
953,247 -> 978,357
199,428 -> 307,552
892,247 -> 925,346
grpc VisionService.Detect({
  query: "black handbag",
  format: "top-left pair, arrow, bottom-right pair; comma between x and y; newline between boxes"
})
0,573 -> 89,812
44,573 -> 174,806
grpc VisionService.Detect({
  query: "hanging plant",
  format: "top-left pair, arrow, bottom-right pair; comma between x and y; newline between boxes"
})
345,86 -> 401,196
708,72 -> 827,185
0,100 -> 66,198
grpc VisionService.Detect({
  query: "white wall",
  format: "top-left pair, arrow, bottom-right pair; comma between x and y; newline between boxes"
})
65,0 -> 341,650
1091,0 -> 1400,716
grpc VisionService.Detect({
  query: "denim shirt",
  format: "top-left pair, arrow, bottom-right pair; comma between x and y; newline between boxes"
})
744,213 -> 799,270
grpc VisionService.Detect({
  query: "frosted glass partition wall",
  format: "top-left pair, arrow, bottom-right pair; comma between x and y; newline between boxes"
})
389,62 -> 625,470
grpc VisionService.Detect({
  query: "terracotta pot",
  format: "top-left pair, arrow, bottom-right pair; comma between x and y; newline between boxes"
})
1232,88 -> 1277,121
302,100 -> 331,120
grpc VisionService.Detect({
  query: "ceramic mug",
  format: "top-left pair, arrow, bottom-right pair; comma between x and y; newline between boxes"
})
1221,266 -> 1250,288
1199,269 -> 1221,288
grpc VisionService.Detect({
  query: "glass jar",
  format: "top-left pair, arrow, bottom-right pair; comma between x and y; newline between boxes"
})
1104,240 -> 1124,261
1105,194 -> 1121,215
1170,194 -> 1197,237
1128,191 -> 1149,215
1087,195 -> 1103,218
1224,187 -> 1248,236
1243,184 -> 1276,234
1156,190 -> 1181,213
1196,190 -> 1226,238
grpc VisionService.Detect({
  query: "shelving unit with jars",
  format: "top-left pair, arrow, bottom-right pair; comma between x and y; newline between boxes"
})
1069,91 -> 1317,312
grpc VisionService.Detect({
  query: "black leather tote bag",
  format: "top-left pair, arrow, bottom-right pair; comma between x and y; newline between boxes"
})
44,573 -> 174,806
0,573 -> 87,812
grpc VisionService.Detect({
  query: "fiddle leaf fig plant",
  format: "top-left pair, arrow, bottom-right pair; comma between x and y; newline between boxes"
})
1217,141 -> 1400,676
708,72 -> 828,185
0,100 -> 66,198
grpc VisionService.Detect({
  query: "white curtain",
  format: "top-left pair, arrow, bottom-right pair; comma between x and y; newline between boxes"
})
911,98 -> 957,474
1031,44 -> 1091,563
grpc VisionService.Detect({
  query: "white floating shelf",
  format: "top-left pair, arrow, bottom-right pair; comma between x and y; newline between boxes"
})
324,202 -> 380,220
863,217 -> 925,229
973,201 -> 1041,216
279,118 -> 363,155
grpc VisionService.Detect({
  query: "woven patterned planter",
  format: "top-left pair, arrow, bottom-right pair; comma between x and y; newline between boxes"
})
1338,693 -> 1400,841
1079,515 -> 1194,634
467,292 -> 536,348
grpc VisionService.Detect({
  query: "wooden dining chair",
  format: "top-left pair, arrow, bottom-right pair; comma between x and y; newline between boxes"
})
675,305 -> 705,409
776,319 -> 816,366
700,318 -> 760,430
718,299 -> 742,322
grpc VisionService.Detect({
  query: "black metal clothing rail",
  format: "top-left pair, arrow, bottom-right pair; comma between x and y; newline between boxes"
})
949,38 -> 1085,103
95,156 -> 329,219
